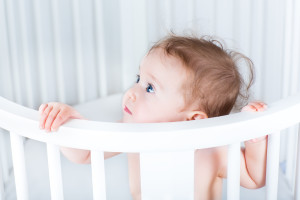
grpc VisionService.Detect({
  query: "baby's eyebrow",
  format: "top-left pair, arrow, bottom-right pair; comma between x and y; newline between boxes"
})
148,73 -> 163,90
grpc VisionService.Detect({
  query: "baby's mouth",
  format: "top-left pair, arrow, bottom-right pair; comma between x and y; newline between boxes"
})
124,105 -> 132,115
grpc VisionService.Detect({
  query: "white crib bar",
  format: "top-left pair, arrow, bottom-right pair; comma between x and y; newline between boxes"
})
33,0 -> 48,103
18,0 -> 34,108
91,150 -> 106,200
291,0 -> 300,94
119,0 -> 134,90
0,160 -> 4,200
285,126 -> 297,191
162,0 -> 172,29
282,0 -> 293,98
294,125 -> 300,200
227,142 -> 241,200
5,0 -> 23,105
93,0 -> 107,97
72,0 -> 86,103
51,0 -> 66,103
0,130 -> 9,187
140,151 -> 194,200
10,132 -> 28,200
47,144 -> 64,200
266,132 -> 281,200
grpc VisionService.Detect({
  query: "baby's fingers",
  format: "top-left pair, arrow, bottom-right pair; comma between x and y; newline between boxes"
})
44,107 -> 60,132
39,104 -> 48,114
50,110 -> 69,132
242,104 -> 256,112
242,102 -> 267,112
250,102 -> 267,110
40,105 -> 53,129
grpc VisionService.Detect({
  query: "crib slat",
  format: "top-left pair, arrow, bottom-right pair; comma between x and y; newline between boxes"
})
266,132 -> 280,200
47,144 -> 64,200
72,0 -> 85,103
5,0 -> 23,105
290,0 -> 300,94
33,0 -> 48,102
91,150 -> 106,200
250,0 -> 265,98
51,0 -> 66,102
0,130 -> 9,187
285,126 -> 298,191
162,0 -> 172,29
0,0 -> 14,101
119,0 -> 134,90
294,125 -> 300,200
0,130 -> 7,200
282,0 -> 293,98
10,132 -> 28,200
140,150 -> 194,200
227,142 -> 240,200
0,160 -> 4,200
18,0 -> 34,108
93,0 -> 107,97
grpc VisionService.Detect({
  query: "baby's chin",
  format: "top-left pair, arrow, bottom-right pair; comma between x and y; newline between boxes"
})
121,117 -> 171,123
121,118 -> 141,123
121,116 -> 136,123
121,116 -> 151,123
122,114 -> 178,123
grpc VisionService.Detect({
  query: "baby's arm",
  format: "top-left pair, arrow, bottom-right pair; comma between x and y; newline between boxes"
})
39,103 -> 120,164
240,102 -> 268,188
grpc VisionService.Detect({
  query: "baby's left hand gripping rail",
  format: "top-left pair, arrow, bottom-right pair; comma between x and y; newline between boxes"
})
0,95 -> 300,200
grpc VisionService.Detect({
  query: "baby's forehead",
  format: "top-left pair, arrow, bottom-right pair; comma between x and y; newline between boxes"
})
141,50 -> 189,92
142,48 -> 186,71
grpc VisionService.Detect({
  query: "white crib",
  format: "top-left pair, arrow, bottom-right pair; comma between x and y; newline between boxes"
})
0,93 -> 300,200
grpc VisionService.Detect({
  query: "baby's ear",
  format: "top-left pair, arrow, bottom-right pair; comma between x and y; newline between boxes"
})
187,111 -> 208,120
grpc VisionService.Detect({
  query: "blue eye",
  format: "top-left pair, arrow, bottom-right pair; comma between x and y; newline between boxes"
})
146,84 -> 154,93
136,75 -> 140,83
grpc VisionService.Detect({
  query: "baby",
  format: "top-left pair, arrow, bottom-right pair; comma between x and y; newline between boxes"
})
39,34 -> 267,200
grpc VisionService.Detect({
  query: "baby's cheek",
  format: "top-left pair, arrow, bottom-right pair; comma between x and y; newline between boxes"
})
133,109 -> 157,123
134,111 -> 151,123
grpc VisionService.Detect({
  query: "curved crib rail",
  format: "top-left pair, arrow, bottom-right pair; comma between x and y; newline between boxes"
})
0,95 -> 300,200
0,95 -> 300,152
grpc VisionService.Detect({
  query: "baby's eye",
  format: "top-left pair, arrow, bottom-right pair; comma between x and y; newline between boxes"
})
146,84 -> 154,93
136,75 -> 140,83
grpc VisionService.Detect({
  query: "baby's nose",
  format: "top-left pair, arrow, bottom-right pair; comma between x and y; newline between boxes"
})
126,88 -> 137,102
129,91 -> 136,102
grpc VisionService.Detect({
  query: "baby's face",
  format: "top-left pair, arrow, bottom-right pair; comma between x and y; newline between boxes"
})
122,48 -> 190,123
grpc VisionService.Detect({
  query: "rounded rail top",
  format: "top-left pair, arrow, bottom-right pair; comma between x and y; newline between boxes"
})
0,94 -> 300,152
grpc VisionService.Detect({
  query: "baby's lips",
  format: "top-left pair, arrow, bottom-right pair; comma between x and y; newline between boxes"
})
124,105 -> 132,115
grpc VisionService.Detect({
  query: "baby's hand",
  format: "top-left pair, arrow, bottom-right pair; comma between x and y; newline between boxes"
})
242,101 -> 268,143
39,102 -> 83,132
241,101 -> 267,112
